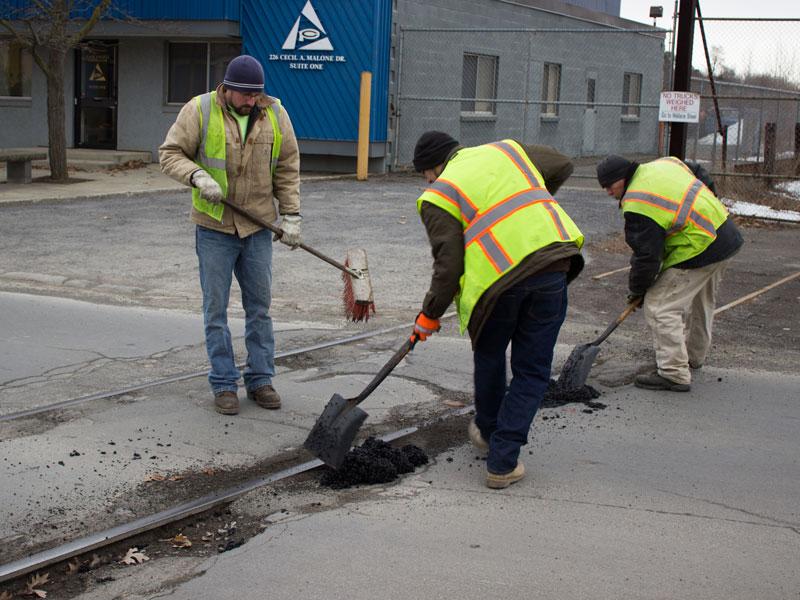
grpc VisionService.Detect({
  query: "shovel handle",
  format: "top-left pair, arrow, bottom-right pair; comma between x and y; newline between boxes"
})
349,335 -> 418,407
591,299 -> 641,347
220,200 -> 363,279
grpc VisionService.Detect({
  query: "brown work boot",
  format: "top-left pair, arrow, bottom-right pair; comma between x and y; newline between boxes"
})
214,391 -> 240,415
486,462 -> 525,489
634,372 -> 690,392
468,418 -> 489,452
247,385 -> 281,409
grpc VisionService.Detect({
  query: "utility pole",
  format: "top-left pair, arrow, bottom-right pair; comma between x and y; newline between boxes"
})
668,0 -> 697,159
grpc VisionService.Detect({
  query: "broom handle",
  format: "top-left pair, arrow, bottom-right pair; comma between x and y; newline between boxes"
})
591,299 -> 641,346
221,200 -> 363,279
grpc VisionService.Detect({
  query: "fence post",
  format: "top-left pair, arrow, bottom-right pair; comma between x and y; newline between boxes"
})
795,123 -> 800,159
357,71 -> 372,181
763,122 -> 776,174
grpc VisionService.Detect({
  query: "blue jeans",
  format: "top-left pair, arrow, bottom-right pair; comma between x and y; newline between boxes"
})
195,226 -> 275,395
473,271 -> 567,474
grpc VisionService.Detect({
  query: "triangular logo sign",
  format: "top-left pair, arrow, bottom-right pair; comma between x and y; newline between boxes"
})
282,0 -> 334,51
89,64 -> 106,81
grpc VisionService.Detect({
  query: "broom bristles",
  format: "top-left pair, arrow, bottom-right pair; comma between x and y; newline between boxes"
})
342,250 -> 375,322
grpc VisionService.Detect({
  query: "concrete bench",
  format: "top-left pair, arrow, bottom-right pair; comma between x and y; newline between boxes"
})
0,148 -> 48,184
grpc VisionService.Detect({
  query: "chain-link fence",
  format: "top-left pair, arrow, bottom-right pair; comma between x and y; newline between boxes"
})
392,20 -> 800,203
392,27 -> 667,170
682,17 -> 800,202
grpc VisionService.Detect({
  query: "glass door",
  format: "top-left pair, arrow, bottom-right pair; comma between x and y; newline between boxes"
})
74,40 -> 117,149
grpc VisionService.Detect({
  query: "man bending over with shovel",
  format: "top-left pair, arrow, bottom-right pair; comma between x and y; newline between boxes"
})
411,132 -> 584,489
596,155 -> 743,392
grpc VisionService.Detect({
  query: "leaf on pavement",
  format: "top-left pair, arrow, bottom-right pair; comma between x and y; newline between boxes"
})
119,547 -> 149,565
23,571 -> 49,597
161,533 -> 192,548
1,591 -> 13,600
65,558 -> 81,575
144,472 -> 184,482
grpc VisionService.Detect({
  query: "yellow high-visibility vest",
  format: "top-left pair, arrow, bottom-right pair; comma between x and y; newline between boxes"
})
193,91 -> 282,221
622,157 -> 729,269
417,139 -> 584,333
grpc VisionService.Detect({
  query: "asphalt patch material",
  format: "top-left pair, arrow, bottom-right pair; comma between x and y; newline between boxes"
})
542,379 -> 605,409
319,437 -> 429,489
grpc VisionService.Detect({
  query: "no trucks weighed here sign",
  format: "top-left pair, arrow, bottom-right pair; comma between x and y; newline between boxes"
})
659,91 -> 700,123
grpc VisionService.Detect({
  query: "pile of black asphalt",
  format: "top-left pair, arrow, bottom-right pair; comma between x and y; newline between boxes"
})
319,437 -> 429,489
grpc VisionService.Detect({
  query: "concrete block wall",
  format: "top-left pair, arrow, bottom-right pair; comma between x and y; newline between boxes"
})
392,0 -> 663,167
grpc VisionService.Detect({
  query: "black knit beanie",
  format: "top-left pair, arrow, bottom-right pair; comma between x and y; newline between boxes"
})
223,55 -> 264,93
413,131 -> 459,172
596,155 -> 633,188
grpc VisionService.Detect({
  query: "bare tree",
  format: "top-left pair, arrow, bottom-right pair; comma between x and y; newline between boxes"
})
1,0 -> 113,181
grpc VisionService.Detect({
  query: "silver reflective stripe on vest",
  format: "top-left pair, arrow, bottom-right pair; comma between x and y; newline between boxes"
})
477,233 -> 512,273
542,201 -> 569,240
686,210 -> 716,236
196,93 -> 227,171
464,188 -> 552,245
626,189 -> 716,237
624,192 -> 679,213
489,141 -> 542,189
428,179 -> 477,223
669,179 -> 704,235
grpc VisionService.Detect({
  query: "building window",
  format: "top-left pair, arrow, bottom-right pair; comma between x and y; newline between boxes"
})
461,53 -> 497,114
542,63 -> 561,116
167,41 -> 241,104
622,72 -> 642,117
0,39 -> 32,97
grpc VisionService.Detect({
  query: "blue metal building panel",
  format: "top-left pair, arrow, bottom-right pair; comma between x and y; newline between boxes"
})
1,0 -> 240,21
242,0 -> 391,142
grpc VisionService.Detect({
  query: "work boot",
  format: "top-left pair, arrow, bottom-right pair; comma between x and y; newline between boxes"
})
634,372 -> 690,392
247,385 -> 281,409
486,462 -> 525,489
214,391 -> 240,415
468,418 -> 489,452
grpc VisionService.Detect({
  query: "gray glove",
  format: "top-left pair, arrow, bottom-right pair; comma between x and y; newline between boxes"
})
278,214 -> 302,247
191,170 -> 223,203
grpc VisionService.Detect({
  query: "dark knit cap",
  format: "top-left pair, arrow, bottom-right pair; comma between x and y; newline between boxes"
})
596,155 -> 633,188
413,131 -> 459,172
223,55 -> 264,93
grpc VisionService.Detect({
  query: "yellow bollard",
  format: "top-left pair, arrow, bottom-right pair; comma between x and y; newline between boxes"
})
356,71 -> 372,181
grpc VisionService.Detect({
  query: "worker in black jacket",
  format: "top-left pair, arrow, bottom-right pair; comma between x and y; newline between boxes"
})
597,155 -> 743,392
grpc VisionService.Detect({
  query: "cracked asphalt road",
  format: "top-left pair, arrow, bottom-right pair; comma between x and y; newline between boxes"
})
1,175 -> 798,598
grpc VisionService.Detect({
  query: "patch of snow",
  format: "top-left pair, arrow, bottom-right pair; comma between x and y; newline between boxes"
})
776,180 -> 800,199
722,197 -> 800,222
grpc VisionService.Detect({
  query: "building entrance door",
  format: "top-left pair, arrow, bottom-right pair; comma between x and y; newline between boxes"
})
74,41 -> 117,149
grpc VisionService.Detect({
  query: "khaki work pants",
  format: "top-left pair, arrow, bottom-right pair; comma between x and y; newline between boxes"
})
643,259 -> 730,385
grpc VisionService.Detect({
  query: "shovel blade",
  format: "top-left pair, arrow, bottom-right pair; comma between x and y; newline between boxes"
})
556,343 -> 601,390
303,393 -> 369,469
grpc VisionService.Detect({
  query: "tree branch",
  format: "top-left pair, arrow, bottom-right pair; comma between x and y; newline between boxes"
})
69,0 -> 112,46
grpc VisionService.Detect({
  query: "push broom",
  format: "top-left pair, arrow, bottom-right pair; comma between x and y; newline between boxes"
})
221,200 -> 375,321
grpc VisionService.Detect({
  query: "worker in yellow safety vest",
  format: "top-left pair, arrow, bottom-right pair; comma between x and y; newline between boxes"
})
410,131 -> 585,489
159,55 -> 301,416
596,155 -> 743,392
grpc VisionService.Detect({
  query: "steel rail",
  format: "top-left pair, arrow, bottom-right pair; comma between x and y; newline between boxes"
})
0,407 -> 472,584
0,314 -> 456,423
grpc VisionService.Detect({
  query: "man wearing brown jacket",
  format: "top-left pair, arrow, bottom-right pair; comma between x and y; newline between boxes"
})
411,132 -> 584,489
159,55 -> 301,415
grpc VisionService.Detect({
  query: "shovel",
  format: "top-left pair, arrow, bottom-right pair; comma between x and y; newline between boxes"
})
555,299 -> 641,390
304,335 -> 418,469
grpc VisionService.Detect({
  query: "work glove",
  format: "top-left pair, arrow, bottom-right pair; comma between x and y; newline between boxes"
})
412,312 -> 440,342
276,214 -> 302,247
626,293 -> 644,308
190,170 -> 223,203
